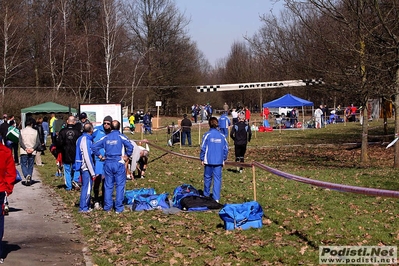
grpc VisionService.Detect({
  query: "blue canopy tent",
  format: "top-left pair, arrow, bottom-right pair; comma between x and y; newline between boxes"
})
262,94 -> 314,108
263,94 -> 314,129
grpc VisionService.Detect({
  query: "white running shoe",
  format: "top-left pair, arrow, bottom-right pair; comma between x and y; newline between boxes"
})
26,175 -> 31,186
94,202 -> 101,210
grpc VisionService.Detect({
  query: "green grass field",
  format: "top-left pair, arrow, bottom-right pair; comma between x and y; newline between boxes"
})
37,118 -> 399,265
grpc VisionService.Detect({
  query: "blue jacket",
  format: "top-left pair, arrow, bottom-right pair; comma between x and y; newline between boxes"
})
200,128 -> 229,165
92,125 -> 107,157
92,130 -> 133,163
218,114 -> 231,129
74,133 -> 95,175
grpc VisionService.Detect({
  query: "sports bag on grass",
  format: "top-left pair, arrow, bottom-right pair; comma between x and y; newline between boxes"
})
124,188 -> 156,205
219,201 -> 264,230
172,184 -> 200,209
180,196 -> 223,211
131,193 -> 170,211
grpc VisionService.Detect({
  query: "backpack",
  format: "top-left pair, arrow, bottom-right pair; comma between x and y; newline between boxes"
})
6,126 -> 19,143
172,184 -> 200,209
131,193 -> 170,211
180,195 -> 223,211
124,188 -> 157,205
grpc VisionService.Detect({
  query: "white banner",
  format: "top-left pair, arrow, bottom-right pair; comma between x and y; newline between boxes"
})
196,79 -> 323,92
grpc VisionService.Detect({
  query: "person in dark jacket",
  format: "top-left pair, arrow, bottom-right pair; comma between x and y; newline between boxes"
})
34,117 -> 46,166
56,116 -> 81,191
230,113 -> 252,173
200,117 -> 229,203
180,114 -> 192,146
75,112 -> 91,133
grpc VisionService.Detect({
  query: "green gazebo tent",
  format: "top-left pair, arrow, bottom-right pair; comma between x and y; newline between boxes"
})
21,102 -> 77,128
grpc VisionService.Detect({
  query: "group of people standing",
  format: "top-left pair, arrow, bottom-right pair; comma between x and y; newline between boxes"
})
191,103 -> 213,123
128,111 -> 153,135
2,112 -> 148,215
54,115 -> 148,214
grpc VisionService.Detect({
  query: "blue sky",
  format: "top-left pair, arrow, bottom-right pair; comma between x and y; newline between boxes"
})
174,0 -> 285,66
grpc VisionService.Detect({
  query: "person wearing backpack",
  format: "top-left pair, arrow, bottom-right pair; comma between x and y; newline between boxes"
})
200,117 -> 229,203
56,116 -> 81,190
230,113 -> 252,173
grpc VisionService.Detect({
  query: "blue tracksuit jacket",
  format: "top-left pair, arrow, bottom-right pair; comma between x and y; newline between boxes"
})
91,130 -> 133,163
200,128 -> 229,165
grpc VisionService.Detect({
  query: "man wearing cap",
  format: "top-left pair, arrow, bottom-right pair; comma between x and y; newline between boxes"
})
230,113 -> 252,173
180,114 -> 192,146
75,112 -> 90,133
91,115 -> 113,209
92,120 -> 133,213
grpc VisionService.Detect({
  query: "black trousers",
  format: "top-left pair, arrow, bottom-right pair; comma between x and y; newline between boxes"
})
234,144 -> 247,162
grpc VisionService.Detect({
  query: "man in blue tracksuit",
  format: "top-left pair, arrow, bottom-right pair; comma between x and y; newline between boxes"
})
91,120 -> 133,213
74,123 -> 96,212
200,117 -> 229,203
218,112 -> 231,137
91,115 -> 112,209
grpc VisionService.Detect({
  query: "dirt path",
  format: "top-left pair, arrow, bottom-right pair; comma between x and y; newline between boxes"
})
2,166 -> 92,265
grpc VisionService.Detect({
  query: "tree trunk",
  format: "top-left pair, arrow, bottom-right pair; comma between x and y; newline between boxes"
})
360,105 -> 368,164
394,66 -> 399,168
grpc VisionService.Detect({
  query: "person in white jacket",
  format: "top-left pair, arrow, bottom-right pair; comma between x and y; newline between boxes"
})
19,118 -> 41,185
126,140 -> 149,179
314,106 -> 324,129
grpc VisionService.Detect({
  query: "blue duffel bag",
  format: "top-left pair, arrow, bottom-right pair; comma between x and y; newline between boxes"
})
131,193 -> 170,211
124,188 -> 157,205
219,201 -> 264,230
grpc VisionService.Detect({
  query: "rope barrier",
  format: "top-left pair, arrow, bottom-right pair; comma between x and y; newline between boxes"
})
253,162 -> 399,198
146,141 -> 399,199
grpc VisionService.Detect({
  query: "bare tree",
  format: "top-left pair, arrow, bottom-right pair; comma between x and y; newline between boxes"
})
48,0 -> 71,98
0,1 -> 26,113
122,0 -> 201,113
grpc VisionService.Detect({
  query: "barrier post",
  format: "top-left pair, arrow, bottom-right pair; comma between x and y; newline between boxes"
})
198,122 -> 201,145
252,164 -> 257,201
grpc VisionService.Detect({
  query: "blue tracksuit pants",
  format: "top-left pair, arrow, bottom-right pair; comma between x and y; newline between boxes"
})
79,170 -> 93,212
203,165 -> 223,201
103,161 -> 126,213
63,163 -> 80,190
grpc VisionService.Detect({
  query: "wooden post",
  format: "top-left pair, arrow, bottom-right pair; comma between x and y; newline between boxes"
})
252,165 -> 257,201
198,122 -> 201,145
156,106 -> 160,129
